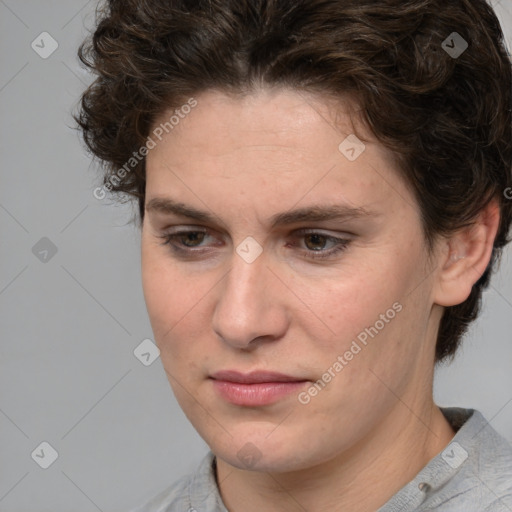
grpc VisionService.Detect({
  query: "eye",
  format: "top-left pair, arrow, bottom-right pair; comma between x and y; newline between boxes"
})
156,227 -> 351,261
304,233 -> 331,251
172,231 -> 207,247
291,230 -> 351,260
157,228 -> 214,253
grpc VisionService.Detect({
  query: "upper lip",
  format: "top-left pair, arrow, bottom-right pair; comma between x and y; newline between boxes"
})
210,370 -> 307,384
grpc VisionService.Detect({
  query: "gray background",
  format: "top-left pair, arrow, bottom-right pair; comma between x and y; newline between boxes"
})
0,1 -> 511,511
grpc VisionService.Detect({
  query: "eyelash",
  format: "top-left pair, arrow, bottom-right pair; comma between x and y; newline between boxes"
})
157,229 -> 351,261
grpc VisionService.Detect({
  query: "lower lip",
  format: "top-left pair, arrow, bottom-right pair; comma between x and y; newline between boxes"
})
211,379 -> 308,406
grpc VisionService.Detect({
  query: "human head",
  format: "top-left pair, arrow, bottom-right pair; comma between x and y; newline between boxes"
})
77,0 -> 511,363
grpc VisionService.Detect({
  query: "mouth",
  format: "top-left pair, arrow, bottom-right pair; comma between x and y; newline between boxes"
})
209,370 -> 309,406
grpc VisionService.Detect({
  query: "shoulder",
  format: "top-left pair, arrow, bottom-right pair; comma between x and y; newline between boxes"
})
129,452 -> 226,512
424,408 -> 512,511
379,408 -> 512,512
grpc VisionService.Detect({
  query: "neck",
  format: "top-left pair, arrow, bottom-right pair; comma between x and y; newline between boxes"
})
216,400 -> 455,512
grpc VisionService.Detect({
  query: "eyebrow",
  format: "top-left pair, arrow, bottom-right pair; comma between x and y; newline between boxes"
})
145,197 -> 377,228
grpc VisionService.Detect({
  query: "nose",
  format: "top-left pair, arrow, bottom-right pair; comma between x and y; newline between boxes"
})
211,246 -> 288,350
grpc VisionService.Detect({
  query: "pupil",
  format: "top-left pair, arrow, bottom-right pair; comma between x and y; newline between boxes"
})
306,234 -> 326,251
182,232 -> 204,247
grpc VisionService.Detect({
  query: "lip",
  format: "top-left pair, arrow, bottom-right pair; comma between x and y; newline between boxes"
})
209,370 -> 309,406
210,370 -> 306,384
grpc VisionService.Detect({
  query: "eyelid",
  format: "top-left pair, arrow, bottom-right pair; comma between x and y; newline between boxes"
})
293,227 -> 353,238
288,229 -> 351,260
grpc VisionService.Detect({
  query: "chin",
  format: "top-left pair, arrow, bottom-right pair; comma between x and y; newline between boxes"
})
205,426 -> 325,473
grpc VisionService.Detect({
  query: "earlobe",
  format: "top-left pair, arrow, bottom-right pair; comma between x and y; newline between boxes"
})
433,199 -> 501,307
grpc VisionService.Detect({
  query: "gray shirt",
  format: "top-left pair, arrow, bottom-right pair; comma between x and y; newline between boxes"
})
132,408 -> 512,511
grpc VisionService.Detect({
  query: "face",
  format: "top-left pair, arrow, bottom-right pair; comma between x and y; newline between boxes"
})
141,88 -> 442,473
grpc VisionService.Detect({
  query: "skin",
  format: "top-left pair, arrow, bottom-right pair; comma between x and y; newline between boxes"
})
141,88 -> 500,512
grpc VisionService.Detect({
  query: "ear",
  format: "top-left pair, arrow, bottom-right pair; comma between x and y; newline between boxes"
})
432,199 -> 501,307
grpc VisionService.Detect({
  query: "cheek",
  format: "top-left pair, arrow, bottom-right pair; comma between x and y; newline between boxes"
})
141,242 -> 188,338
298,259 -> 404,346
306,246 -> 428,376
141,243 -> 216,364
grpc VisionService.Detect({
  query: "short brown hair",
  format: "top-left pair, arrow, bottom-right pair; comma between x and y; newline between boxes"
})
76,0 -> 512,362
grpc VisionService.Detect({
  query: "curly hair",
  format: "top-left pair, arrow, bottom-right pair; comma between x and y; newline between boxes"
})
76,0 -> 512,362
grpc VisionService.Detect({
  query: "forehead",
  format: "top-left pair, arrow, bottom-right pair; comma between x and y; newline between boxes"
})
145,88 -> 416,220
150,88 -> 365,157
